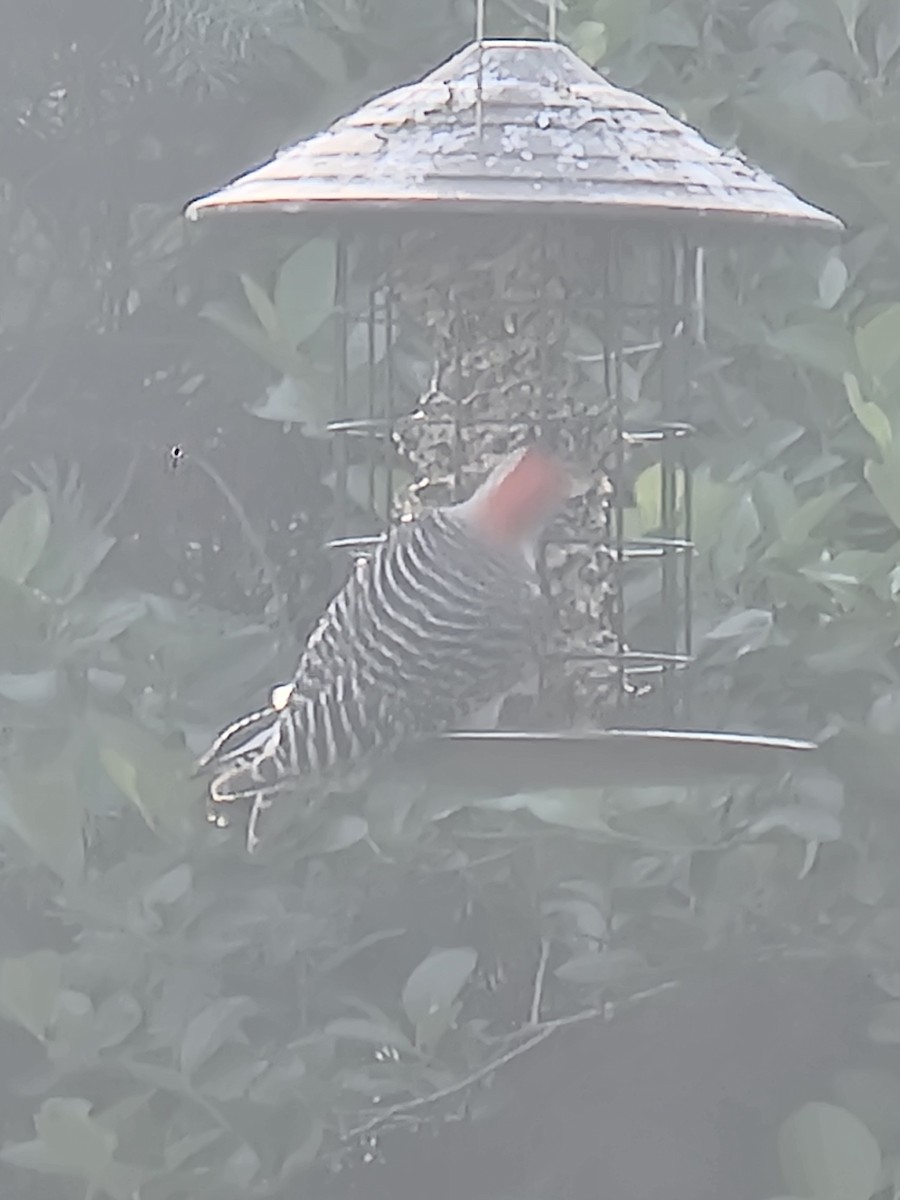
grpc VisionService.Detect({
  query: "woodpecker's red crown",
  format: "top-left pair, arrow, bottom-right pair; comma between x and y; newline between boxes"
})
453,446 -> 571,549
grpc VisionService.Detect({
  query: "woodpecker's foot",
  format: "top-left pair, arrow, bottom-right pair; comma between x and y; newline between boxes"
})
246,794 -> 273,853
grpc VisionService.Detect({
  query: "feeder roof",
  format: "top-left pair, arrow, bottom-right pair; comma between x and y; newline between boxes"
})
185,38 -> 842,231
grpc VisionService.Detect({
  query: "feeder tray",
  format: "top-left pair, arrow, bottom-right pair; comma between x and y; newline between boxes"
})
395,729 -> 817,794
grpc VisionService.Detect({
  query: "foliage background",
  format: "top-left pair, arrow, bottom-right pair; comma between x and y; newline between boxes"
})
3,0 -> 900,1198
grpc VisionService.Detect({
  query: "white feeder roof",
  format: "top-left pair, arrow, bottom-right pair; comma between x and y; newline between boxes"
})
185,38 -> 842,231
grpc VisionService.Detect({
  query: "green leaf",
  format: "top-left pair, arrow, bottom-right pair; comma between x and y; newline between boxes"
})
68,595 -> 148,651
833,0 -> 866,49
633,463 -> 661,533
123,1061 -> 189,1095
273,238 -> 337,347
770,483 -> 856,550
782,70 -> 857,124
554,947 -> 647,985
856,304 -> 900,384
3,765 -> 85,882
221,1141 -> 261,1189
0,1138 -> 67,1174
249,1054 -> 314,1106
413,999 -> 462,1057
689,469 -> 739,555
199,1046 -> 267,1101
142,863 -> 192,908
0,669 -> 59,705
98,746 -> 143,816
478,790 -> 618,833
844,373 -> 892,451
0,490 -> 51,584
542,897 -> 608,939
754,471 -> 796,534
239,273 -> 282,341
572,20 -> 608,65
833,1067 -> 900,1151
93,713 -> 196,839
875,8 -> 900,72
309,814 -> 369,854
164,1130 -> 224,1172
35,1097 -> 116,1177
278,1113 -> 325,1181
747,807 -> 842,843
778,1102 -> 881,1200
632,463 -> 685,533
705,608 -> 773,650
283,27 -> 347,83
22,469 -> 116,603
767,323 -> 855,380
94,992 -> 142,1050
401,947 -> 477,1030
51,989 -> 95,1054
712,491 -> 761,580
0,950 -> 62,1040
652,5 -> 699,47
864,458 -> 900,529
868,1001 -> 900,1044
246,372 -> 331,433
819,255 -> 849,308
180,996 -> 256,1077
201,300 -> 305,375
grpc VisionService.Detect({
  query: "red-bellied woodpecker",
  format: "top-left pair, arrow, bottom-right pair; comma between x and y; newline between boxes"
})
197,445 -> 570,850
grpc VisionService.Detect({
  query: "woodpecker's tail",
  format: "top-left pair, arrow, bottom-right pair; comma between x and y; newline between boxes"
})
196,693 -> 302,851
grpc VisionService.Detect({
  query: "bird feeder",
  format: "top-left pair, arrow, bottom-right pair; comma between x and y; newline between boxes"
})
185,34 -> 841,787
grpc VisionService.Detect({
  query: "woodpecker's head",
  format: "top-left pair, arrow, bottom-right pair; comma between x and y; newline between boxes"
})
451,446 -> 571,563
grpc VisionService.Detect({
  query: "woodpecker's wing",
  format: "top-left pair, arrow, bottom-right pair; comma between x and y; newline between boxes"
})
198,445 -> 567,849
298,508 -> 546,724
200,509 -> 546,812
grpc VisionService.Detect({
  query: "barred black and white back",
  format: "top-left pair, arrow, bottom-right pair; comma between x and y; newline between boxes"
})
197,447 -> 569,850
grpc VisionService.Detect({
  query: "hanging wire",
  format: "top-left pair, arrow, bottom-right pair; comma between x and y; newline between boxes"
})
475,0 -> 486,139
473,0 -> 557,47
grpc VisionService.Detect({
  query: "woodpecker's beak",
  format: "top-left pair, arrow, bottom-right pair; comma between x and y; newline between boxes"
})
544,453 -> 592,504
524,435 -> 593,502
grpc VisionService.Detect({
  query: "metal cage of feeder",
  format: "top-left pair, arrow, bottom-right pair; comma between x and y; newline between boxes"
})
323,216 -> 698,728
185,28 -> 842,786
